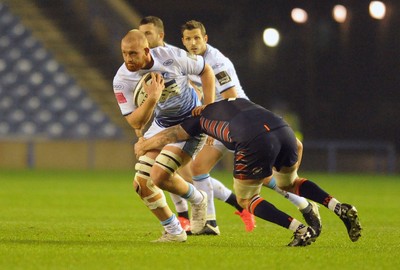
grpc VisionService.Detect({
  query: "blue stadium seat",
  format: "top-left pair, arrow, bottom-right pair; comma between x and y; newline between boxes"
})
0,3 -> 123,139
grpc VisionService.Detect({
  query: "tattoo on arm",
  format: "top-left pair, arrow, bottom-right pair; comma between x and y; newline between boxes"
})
143,126 -> 190,151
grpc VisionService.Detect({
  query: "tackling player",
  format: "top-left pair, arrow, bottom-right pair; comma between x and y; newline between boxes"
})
134,97 -> 363,246
180,20 -> 321,235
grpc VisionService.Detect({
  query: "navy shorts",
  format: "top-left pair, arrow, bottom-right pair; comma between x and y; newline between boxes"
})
233,126 -> 298,180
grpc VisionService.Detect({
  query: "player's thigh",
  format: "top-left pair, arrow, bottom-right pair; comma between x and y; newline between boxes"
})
151,145 -> 192,181
177,161 -> 193,182
191,144 -> 226,174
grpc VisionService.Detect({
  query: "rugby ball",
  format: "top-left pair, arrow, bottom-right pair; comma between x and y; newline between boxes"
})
133,73 -> 152,106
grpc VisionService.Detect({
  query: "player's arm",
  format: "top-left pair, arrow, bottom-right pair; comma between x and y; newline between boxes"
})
124,73 -> 164,136
134,125 -> 190,157
220,87 -> 238,99
199,63 -> 215,105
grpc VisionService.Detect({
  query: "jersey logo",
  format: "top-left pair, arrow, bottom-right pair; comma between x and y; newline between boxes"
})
113,84 -> 124,90
212,63 -> 224,69
115,92 -> 127,104
163,59 -> 174,66
216,71 -> 232,85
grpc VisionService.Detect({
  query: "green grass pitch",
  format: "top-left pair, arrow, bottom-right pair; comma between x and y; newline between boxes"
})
1,169 -> 399,269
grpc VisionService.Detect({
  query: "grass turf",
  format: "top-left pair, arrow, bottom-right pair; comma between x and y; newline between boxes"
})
1,169 -> 399,269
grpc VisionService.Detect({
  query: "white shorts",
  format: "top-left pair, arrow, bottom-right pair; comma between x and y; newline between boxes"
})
144,120 -> 205,157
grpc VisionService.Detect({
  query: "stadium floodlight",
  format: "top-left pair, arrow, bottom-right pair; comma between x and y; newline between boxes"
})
291,8 -> 308,24
369,1 -> 386,20
333,5 -> 347,23
263,28 -> 280,47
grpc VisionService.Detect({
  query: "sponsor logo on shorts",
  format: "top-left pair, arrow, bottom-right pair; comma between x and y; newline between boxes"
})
216,71 -> 232,85
252,167 -> 263,175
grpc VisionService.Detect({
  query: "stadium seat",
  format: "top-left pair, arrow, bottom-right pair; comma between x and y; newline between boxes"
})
0,3 -> 123,139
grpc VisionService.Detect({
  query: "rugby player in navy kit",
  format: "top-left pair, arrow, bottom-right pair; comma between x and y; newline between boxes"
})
135,97 -> 362,246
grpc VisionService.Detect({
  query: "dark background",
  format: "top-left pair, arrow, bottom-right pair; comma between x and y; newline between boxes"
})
129,0 -> 399,147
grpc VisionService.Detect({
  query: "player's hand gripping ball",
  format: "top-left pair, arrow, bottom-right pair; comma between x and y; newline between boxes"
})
133,73 -> 152,106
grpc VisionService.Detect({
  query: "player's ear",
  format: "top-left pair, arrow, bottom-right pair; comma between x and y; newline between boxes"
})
144,47 -> 150,55
204,34 -> 208,43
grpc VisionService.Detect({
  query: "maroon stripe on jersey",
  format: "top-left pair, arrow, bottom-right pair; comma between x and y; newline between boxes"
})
200,118 -> 232,143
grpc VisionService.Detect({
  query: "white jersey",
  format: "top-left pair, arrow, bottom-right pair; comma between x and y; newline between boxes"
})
188,44 -> 248,101
113,46 -> 204,127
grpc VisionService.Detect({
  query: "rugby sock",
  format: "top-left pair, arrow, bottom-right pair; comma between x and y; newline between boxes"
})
169,193 -> 188,213
162,214 -> 183,235
177,211 -> 190,219
298,179 -> 342,214
267,177 -> 309,210
182,183 -> 204,205
224,193 -> 243,211
289,220 -> 307,233
211,176 -> 232,202
297,179 -> 330,204
327,198 -> 341,215
248,196 -> 292,229
193,174 -> 215,220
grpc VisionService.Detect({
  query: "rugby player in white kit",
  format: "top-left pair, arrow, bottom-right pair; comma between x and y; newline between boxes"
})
113,29 -> 215,242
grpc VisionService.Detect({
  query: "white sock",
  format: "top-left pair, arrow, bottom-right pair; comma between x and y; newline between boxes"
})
169,192 -> 188,213
288,219 -> 306,233
275,186 -> 309,210
267,178 -> 309,210
328,198 -> 341,215
193,174 -> 215,220
162,214 -> 183,235
211,176 -> 232,202
182,183 -> 204,205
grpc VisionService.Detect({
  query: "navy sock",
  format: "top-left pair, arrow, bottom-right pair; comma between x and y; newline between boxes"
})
225,193 -> 243,211
177,211 -> 189,219
298,179 -> 331,206
250,197 -> 292,229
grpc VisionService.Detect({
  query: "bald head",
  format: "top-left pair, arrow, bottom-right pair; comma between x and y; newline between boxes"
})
122,29 -> 149,48
121,29 -> 152,72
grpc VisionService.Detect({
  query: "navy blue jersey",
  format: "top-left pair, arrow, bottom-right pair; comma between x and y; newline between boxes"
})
181,98 -> 296,179
181,98 -> 288,149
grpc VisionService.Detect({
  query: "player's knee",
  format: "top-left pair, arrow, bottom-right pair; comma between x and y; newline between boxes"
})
152,149 -> 182,185
233,178 -> 262,206
133,173 -> 167,210
274,170 -> 298,191
135,155 -> 155,181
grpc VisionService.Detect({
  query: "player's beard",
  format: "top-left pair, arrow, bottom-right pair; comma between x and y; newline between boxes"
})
125,61 -> 141,72
125,56 -> 146,72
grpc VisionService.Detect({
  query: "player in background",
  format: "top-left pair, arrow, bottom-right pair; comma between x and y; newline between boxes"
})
180,20 -> 321,235
134,97 -> 362,246
112,29 -> 215,242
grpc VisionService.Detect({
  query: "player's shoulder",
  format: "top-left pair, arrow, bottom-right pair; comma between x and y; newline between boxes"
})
164,42 -> 181,50
151,46 -> 185,59
205,44 -> 232,67
205,44 -> 227,60
113,63 -> 142,84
